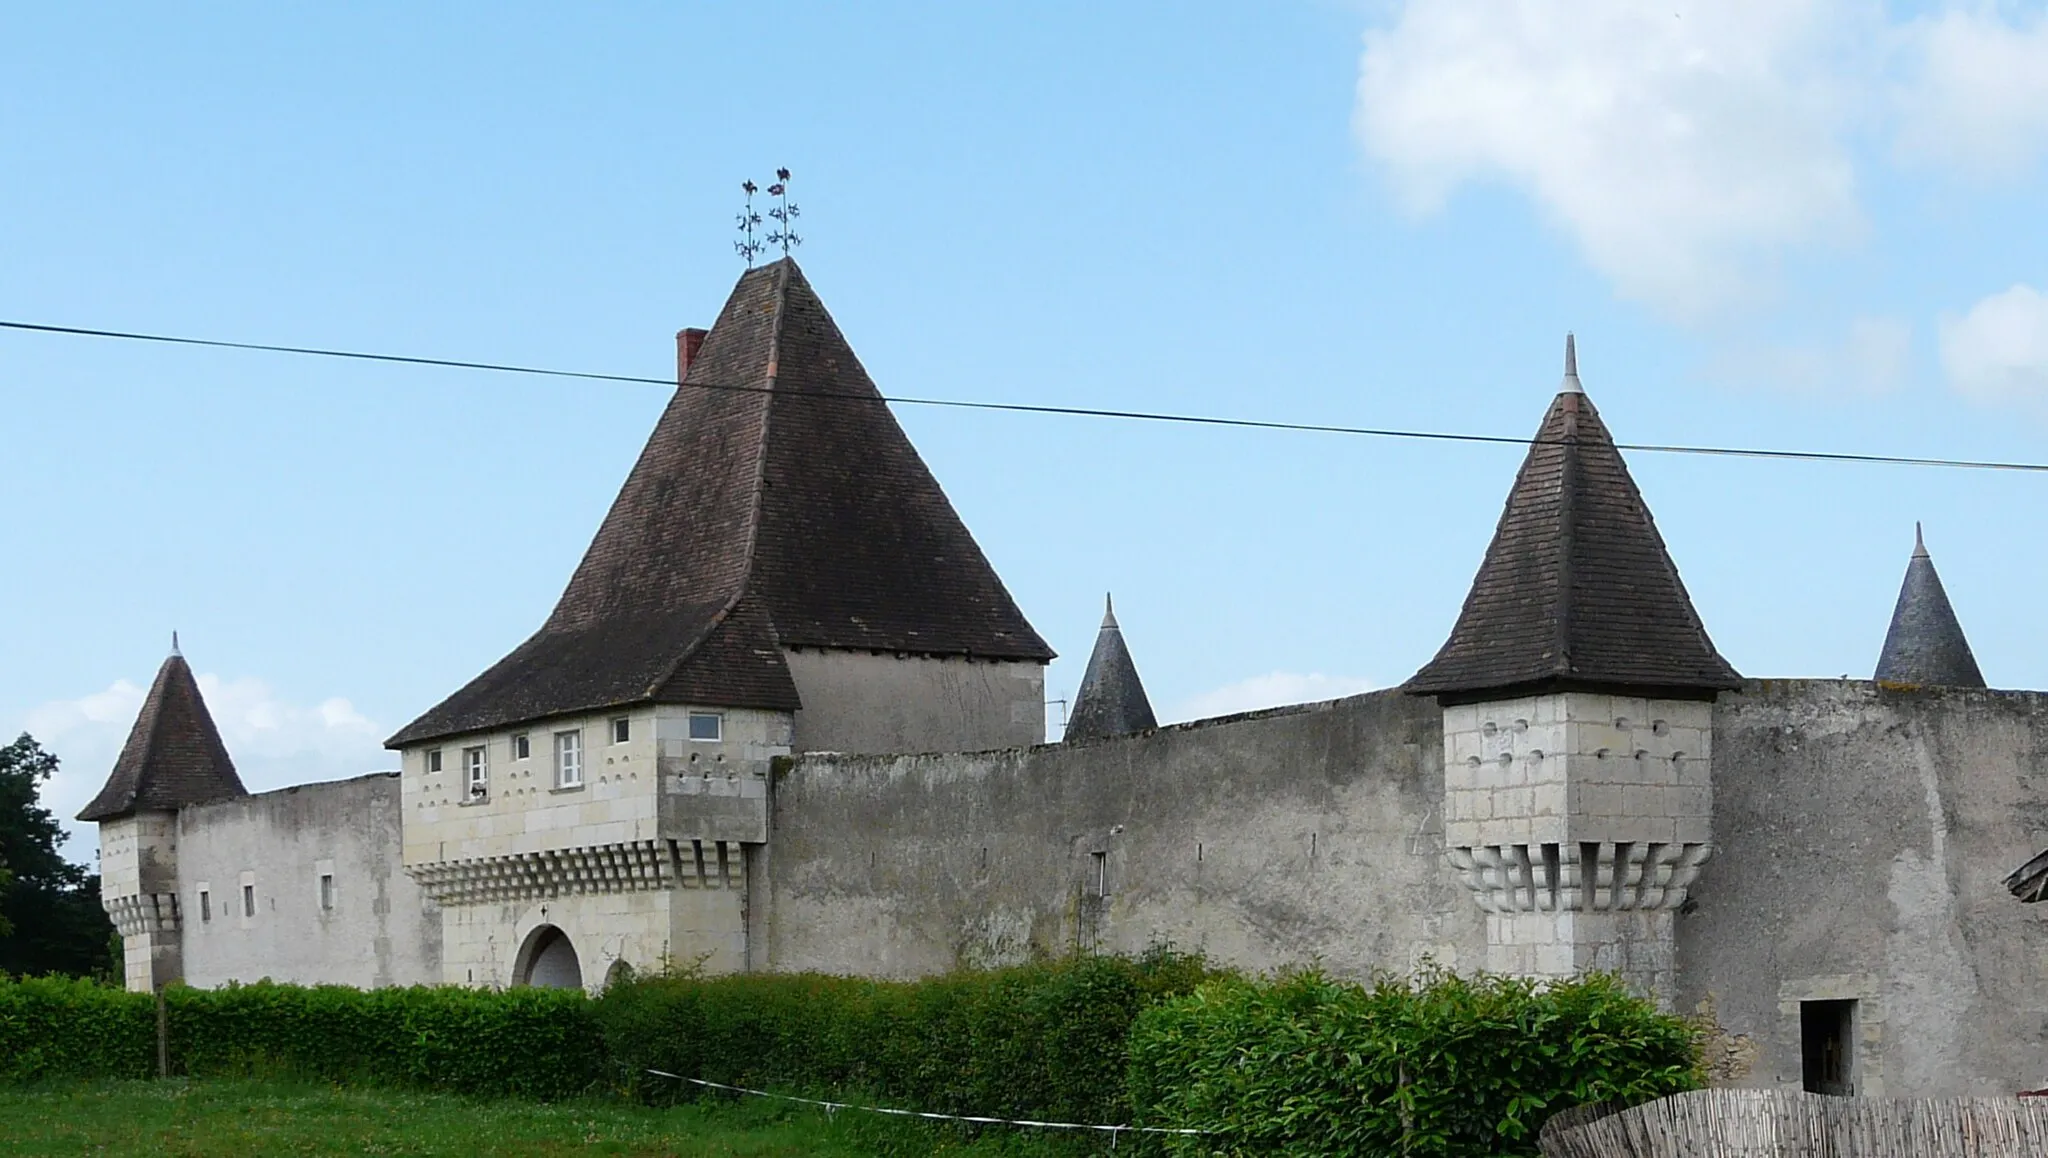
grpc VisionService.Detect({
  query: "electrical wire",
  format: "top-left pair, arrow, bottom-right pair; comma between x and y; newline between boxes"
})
5,318 -> 2045,473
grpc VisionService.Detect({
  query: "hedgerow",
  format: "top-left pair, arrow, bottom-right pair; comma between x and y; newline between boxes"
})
1127,968 -> 1702,1157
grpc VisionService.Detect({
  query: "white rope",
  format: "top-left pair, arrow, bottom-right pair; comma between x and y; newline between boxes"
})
644,1068 -> 1212,1143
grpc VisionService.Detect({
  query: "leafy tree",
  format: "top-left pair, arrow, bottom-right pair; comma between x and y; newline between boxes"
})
0,734 -> 116,978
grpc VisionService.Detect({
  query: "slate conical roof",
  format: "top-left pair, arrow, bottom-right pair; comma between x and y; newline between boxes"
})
390,259 -> 1052,747
1406,337 -> 1740,701
1874,524 -> 1985,687
1063,595 -> 1158,742
78,642 -> 246,821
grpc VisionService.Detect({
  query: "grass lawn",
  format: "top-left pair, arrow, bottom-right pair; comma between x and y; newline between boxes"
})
0,1080 -> 1089,1156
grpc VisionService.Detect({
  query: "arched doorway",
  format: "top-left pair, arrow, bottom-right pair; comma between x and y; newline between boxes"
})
515,924 -> 583,989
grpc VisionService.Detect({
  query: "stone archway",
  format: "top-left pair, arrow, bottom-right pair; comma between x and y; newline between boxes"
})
515,924 -> 583,989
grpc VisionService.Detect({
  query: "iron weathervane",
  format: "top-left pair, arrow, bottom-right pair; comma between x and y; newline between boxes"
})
766,168 -> 801,255
734,180 -> 765,267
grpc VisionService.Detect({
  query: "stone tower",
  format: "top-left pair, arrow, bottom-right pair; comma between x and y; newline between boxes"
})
1875,524 -> 1985,687
1063,595 -> 1158,742
77,640 -> 247,992
1405,336 -> 1740,1004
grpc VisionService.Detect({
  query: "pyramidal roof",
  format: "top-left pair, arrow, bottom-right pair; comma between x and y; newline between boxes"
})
79,641 -> 246,821
1406,337 -> 1740,701
390,259 -> 1052,747
1874,524 -> 1985,687
1063,595 -> 1157,742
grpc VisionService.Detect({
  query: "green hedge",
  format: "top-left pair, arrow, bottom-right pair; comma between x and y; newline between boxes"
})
598,948 -> 1217,1127
0,975 -> 602,1098
1128,969 -> 1701,1157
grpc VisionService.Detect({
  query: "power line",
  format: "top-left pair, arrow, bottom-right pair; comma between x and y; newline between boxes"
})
5,318 -> 2046,474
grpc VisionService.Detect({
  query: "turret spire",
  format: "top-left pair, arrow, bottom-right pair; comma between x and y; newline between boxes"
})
1064,593 -> 1158,742
78,642 -> 246,821
1875,524 -> 1984,687
1559,333 -> 1584,395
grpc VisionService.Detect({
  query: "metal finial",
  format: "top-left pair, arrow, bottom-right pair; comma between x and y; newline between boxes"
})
767,168 -> 802,256
1102,592 -> 1118,629
171,630 -> 181,657
734,180 -> 765,268
1914,521 -> 1928,558
1560,332 -> 1584,394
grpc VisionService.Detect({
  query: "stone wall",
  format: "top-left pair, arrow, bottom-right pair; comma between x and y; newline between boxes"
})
1679,681 -> 2048,1098
761,688 -> 1484,979
783,649 -> 1046,754
176,774 -> 440,990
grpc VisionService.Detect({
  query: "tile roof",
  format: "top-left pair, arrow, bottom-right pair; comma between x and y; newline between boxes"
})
78,647 -> 247,821
389,259 -> 1051,747
1063,594 -> 1157,742
1406,340 -> 1740,701
1874,524 -> 1985,688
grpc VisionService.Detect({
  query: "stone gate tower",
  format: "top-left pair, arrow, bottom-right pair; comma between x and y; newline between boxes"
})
1405,337 -> 1740,1004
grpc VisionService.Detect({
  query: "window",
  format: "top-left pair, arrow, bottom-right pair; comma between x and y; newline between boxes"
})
512,733 -> 530,761
464,746 -> 487,799
612,717 -> 631,744
555,730 -> 582,788
688,712 -> 723,742
242,884 -> 256,918
1801,1000 -> 1855,1096
425,748 -> 443,774
198,890 -> 211,923
319,874 -> 335,911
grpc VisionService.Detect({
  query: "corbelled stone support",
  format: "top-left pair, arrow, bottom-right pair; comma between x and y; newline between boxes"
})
97,812 -> 184,993
1440,692 -> 1713,1005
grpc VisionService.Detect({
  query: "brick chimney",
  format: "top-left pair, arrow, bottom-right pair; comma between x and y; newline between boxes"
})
676,328 -> 708,383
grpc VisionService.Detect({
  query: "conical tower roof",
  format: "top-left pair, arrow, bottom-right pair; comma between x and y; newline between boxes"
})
1874,524 -> 1984,687
391,259 -> 1052,746
1407,337 -> 1740,701
1063,595 -> 1157,742
78,641 -> 246,821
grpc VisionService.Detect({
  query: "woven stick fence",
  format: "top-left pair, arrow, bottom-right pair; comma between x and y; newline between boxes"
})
1539,1088 -> 2048,1158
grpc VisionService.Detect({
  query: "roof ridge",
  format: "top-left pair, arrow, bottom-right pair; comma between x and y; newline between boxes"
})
1552,394 -> 1580,680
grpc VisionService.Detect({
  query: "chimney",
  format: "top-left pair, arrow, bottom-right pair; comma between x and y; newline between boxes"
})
676,327 -> 708,383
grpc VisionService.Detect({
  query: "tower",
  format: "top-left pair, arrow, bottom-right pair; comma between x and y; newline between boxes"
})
77,640 -> 247,992
1405,336 -> 1740,1004
1063,594 -> 1158,742
1874,523 -> 1985,687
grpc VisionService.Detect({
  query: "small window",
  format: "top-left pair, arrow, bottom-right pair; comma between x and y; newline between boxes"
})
688,712 -> 723,742
198,890 -> 211,923
425,748 -> 443,774
612,717 -> 631,744
555,730 -> 583,788
464,746 -> 487,799
242,884 -> 256,918
511,733 -> 530,761
319,874 -> 335,911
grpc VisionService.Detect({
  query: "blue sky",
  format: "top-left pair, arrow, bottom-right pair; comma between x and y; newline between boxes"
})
8,2 -> 2048,858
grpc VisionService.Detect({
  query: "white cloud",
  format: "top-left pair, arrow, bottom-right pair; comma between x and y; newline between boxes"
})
1939,283 -> 2048,403
1895,6 -> 2048,178
20,672 -> 390,864
1355,0 -> 1870,319
1720,315 -> 1913,395
1172,672 -> 1381,723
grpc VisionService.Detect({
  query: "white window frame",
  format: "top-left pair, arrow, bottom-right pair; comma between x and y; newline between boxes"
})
464,745 -> 488,799
555,729 -> 583,788
319,873 -> 335,911
511,733 -> 530,761
425,748 -> 442,774
242,883 -> 256,918
611,716 -> 631,744
687,712 -> 723,742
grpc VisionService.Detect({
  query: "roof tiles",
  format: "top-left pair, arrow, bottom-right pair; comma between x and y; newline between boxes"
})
78,649 -> 247,821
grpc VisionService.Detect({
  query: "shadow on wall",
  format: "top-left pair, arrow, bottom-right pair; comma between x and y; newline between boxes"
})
514,924 -> 582,989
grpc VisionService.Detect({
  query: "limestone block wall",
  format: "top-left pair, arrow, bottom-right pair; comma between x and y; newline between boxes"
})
1680,681 -> 2048,1099
783,649 -> 1046,754
97,812 -> 182,992
763,688 -> 1483,980
175,774 -> 440,990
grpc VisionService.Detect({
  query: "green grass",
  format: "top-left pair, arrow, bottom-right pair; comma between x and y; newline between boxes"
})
0,1080 -> 1097,1156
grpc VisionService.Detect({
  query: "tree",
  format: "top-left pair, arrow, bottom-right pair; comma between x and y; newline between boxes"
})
0,733 -> 116,977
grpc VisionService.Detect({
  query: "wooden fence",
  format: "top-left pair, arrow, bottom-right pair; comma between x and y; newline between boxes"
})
1538,1088 -> 2048,1158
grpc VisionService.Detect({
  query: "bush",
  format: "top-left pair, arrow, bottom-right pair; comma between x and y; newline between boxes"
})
598,946 -> 1219,1127
1127,969 -> 1702,1157
0,976 -> 603,1098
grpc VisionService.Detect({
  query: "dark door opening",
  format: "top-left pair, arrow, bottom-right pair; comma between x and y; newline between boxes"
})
1801,999 -> 1855,1096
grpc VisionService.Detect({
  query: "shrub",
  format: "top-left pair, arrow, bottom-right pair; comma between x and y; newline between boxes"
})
597,946 -> 1220,1126
1127,969 -> 1702,1157
0,974 -> 155,1081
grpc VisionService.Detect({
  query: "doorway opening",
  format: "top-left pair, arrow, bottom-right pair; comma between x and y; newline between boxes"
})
1800,999 -> 1855,1096
515,924 -> 583,990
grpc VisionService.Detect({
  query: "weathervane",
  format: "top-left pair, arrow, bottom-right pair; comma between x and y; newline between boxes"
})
734,180 -> 765,267
766,168 -> 801,255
